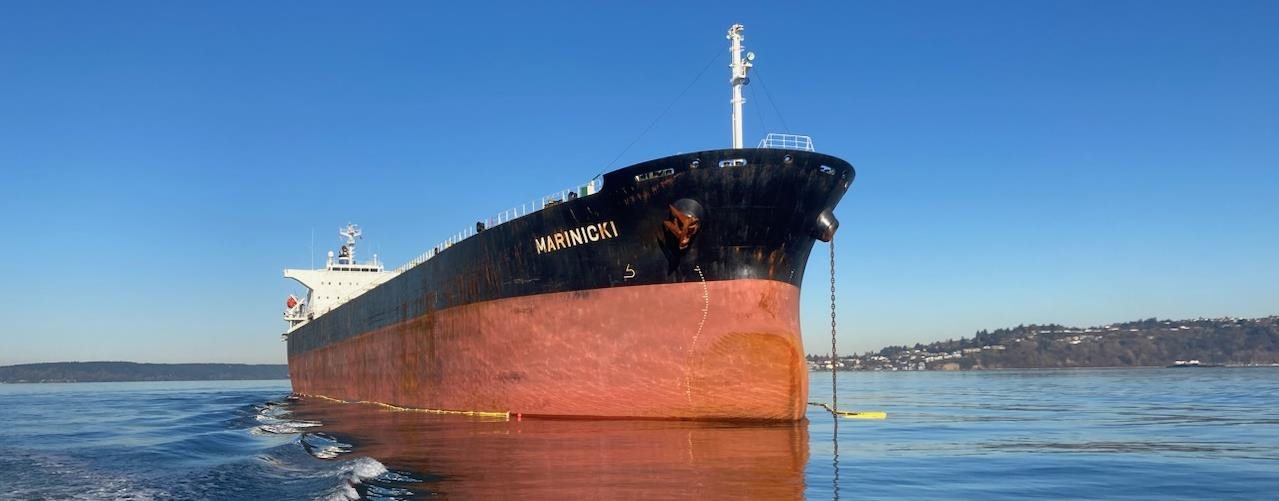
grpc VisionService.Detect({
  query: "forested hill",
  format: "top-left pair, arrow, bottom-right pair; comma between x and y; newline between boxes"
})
0,362 -> 289,383
816,316 -> 1279,370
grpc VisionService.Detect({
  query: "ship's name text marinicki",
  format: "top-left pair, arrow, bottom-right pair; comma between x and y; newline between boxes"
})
534,221 -> 620,254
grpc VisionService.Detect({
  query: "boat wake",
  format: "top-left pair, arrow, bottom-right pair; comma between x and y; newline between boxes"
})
248,396 -> 421,499
0,384 -> 421,500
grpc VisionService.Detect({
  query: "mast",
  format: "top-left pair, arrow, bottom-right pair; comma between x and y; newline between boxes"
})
727,24 -> 754,149
338,223 -> 362,265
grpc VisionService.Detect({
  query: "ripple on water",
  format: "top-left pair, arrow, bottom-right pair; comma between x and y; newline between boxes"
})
0,450 -> 165,500
0,381 -> 423,500
3,369 -> 1279,499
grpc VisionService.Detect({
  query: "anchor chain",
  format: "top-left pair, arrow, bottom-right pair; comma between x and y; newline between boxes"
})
808,236 -> 886,420
829,236 -> 838,411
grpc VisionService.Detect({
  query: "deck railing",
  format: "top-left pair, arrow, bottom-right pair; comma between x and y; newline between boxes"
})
390,177 -> 602,277
757,133 -> 815,152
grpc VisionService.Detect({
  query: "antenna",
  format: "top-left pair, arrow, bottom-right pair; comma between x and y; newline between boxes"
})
727,23 -> 754,149
338,223 -> 363,264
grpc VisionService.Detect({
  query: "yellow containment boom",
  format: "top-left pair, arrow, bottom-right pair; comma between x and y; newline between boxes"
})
809,402 -> 887,420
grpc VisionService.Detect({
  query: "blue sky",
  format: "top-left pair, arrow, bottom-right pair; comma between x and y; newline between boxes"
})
1,1 -> 1275,364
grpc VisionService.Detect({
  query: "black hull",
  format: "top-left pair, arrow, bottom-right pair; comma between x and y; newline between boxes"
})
287,148 -> 854,357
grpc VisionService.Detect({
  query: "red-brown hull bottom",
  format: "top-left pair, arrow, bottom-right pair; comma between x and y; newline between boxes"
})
289,279 -> 808,420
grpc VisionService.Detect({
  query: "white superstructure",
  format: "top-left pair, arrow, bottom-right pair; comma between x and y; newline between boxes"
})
283,224 -> 394,333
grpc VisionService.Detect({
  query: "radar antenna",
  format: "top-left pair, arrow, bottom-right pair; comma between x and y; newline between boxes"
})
338,223 -> 363,264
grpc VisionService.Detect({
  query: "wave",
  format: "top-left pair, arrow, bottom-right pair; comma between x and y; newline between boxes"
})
0,384 -> 422,500
243,394 -> 420,499
318,457 -> 391,501
0,450 -> 167,500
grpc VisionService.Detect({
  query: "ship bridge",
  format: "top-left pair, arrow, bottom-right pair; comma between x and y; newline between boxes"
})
283,224 -> 395,333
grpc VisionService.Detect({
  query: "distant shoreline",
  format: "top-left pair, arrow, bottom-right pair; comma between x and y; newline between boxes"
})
0,378 -> 290,384
810,315 -> 1279,372
0,361 -> 289,384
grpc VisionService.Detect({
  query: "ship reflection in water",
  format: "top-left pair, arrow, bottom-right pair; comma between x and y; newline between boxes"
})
290,397 -> 809,498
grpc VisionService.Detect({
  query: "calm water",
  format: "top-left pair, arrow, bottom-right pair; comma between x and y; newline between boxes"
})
1,368 -> 1277,499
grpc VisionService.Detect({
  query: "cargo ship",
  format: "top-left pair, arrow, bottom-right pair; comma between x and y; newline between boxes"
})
282,25 -> 855,420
